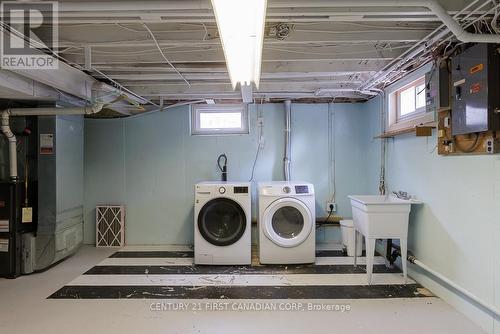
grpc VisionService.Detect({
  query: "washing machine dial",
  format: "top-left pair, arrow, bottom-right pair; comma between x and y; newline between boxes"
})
219,186 -> 226,194
283,186 -> 291,194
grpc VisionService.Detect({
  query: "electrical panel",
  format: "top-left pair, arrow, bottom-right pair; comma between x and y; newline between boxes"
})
451,43 -> 500,135
438,44 -> 500,155
426,61 -> 450,114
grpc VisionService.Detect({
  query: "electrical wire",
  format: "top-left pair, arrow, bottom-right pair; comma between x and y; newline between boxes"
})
142,23 -> 191,88
249,101 -> 264,182
491,0 -> 500,32
453,133 -> 481,153
361,0 -> 492,90
317,206 -> 334,229
328,102 -> 336,203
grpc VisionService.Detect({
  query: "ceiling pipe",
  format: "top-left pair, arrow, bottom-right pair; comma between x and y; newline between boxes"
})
1,104 -> 103,181
284,99 -> 292,181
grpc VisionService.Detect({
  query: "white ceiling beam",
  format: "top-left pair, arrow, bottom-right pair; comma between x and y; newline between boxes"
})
64,48 -> 402,64
91,60 -> 390,73
57,32 -> 433,48
91,66 -> 375,75
51,17 -> 449,24
54,0 -> 472,12
125,81 -> 363,96
54,9 -> 469,18
94,72 -> 372,81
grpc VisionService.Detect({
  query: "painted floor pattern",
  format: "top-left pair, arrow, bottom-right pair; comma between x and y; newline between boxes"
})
49,245 -> 432,300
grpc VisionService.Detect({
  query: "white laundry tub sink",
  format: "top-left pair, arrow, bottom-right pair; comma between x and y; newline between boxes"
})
348,195 -> 420,238
348,195 -> 422,284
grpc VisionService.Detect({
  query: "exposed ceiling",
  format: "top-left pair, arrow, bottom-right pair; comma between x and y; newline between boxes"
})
1,0 -> 499,115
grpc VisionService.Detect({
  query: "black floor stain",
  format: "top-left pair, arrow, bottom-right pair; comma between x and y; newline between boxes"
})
84,264 -> 400,275
49,284 -> 428,299
109,251 -> 194,258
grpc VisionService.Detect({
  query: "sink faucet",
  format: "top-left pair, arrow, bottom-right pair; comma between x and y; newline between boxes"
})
392,191 -> 410,200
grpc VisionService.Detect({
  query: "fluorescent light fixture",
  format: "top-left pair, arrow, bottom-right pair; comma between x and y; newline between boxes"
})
211,0 -> 267,89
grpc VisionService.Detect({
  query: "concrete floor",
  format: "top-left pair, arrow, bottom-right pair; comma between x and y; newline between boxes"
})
0,245 -> 486,334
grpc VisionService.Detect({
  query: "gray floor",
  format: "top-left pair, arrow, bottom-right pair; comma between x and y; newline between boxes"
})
0,245 -> 486,334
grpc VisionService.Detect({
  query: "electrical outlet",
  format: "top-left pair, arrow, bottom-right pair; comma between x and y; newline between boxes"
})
326,202 -> 337,213
258,137 -> 265,149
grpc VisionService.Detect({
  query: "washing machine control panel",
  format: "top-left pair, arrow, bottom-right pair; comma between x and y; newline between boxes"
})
218,186 -> 226,194
234,186 -> 249,194
283,186 -> 291,194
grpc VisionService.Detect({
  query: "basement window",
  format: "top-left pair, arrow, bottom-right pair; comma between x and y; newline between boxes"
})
397,77 -> 426,119
191,104 -> 249,135
386,63 -> 435,132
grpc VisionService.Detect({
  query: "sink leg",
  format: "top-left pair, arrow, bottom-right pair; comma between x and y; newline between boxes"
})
400,238 -> 408,284
366,238 -> 376,285
353,231 -> 357,267
385,238 -> 393,268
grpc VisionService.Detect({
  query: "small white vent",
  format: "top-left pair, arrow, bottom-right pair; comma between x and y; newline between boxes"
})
96,205 -> 125,247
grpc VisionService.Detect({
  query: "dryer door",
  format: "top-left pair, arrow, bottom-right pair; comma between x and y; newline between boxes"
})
262,198 -> 313,248
197,198 -> 247,246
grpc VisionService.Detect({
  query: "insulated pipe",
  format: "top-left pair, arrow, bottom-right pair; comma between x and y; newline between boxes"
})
408,255 -> 500,318
1,104 -> 103,180
284,99 -> 292,181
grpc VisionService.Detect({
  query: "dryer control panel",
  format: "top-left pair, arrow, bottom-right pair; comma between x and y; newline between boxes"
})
259,182 -> 314,196
294,185 -> 309,194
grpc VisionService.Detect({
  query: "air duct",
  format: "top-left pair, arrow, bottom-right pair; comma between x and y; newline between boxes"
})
284,99 -> 291,181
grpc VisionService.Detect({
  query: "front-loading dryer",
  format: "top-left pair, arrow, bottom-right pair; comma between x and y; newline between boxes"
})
258,182 -> 315,264
194,182 -> 251,265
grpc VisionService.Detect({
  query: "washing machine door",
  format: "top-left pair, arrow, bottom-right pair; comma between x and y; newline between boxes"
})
263,198 -> 313,248
197,198 -> 247,246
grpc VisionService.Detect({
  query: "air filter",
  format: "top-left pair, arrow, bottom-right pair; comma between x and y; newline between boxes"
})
96,205 -> 125,247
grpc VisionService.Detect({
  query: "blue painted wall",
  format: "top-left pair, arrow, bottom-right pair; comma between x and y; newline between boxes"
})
364,97 -> 500,334
83,103 -> 376,245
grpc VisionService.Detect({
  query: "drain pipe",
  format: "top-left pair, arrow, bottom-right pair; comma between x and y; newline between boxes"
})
1,105 -> 103,181
284,100 -> 292,181
407,255 -> 500,318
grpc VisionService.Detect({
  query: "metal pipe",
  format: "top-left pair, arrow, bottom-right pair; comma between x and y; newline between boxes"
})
1,105 -> 103,180
284,99 -> 292,181
408,255 -> 500,318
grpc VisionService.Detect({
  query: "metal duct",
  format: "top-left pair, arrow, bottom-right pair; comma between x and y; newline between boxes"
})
284,99 -> 291,181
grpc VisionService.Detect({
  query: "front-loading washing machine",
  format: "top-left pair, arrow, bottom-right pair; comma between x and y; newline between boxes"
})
258,182 -> 315,264
194,182 -> 251,265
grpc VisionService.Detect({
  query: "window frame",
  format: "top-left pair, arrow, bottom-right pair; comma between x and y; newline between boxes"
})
385,62 -> 435,133
396,76 -> 426,121
190,104 -> 249,136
